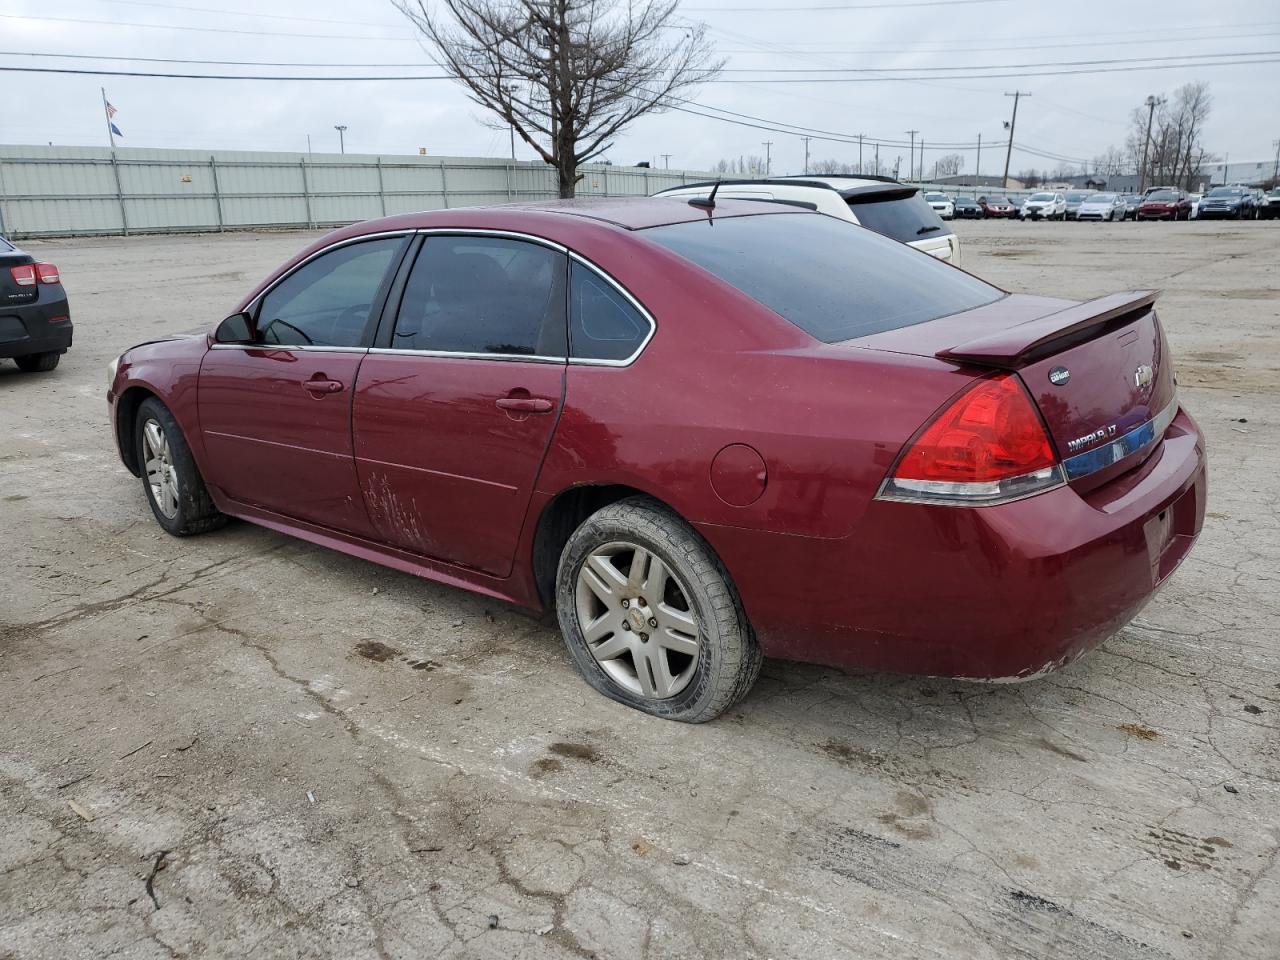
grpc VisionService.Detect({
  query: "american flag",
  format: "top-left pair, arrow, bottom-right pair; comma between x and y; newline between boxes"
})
106,101 -> 118,119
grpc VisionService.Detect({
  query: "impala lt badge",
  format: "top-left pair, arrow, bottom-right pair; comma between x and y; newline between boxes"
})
1066,423 -> 1118,453
1134,364 -> 1154,388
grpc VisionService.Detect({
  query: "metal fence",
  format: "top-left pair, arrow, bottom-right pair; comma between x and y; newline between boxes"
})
0,145 -> 711,239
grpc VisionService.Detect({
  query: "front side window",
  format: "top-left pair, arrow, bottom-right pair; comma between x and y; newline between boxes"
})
568,262 -> 651,362
644,213 -> 1003,344
391,236 -> 567,357
256,237 -> 403,347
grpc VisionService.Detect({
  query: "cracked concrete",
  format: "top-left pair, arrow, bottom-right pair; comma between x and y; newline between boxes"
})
1,220 -> 1277,958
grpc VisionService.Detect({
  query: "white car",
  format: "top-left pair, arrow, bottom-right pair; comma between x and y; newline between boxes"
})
1075,193 -> 1126,222
653,176 -> 961,263
1187,193 -> 1202,219
1021,192 -> 1067,221
922,192 -> 955,220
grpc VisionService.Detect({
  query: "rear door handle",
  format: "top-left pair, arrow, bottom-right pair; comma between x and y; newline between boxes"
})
496,397 -> 554,413
303,377 -> 345,396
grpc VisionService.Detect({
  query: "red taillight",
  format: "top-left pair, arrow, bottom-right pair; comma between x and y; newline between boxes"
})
10,264 -> 36,286
879,373 -> 1064,505
35,262 -> 60,284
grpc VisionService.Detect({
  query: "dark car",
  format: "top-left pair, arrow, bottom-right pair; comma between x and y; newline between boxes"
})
977,196 -> 1017,218
1137,188 -> 1192,221
1197,186 -> 1253,220
1260,187 -> 1280,220
952,196 -> 983,218
1,235 -> 71,372
107,199 -> 1205,722
1121,194 -> 1145,220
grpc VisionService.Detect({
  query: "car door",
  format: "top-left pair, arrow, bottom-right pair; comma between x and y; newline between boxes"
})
199,234 -> 409,536
351,233 -> 568,576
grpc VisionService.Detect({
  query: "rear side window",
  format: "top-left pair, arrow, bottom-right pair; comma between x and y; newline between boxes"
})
643,213 -> 1002,343
392,236 -> 567,357
257,237 -> 403,347
569,262 -> 651,362
845,191 -> 950,243
0,236 -> 13,252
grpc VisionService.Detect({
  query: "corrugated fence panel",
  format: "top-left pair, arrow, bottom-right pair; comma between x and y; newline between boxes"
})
0,145 -> 710,238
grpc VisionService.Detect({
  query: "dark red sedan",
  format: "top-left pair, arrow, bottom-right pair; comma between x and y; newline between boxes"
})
107,199 -> 1205,721
977,196 -> 1018,218
1137,188 -> 1192,221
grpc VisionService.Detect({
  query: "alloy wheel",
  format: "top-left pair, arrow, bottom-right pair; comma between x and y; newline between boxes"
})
574,541 -> 701,700
142,418 -> 179,519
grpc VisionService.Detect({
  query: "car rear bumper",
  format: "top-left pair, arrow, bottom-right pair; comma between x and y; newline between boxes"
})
700,408 -> 1206,681
0,295 -> 73,359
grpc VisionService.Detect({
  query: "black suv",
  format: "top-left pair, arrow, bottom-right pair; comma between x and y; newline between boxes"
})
1,235 -> 71,372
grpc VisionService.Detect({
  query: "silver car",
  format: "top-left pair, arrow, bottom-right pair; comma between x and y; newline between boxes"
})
1075,193 -> 1126,222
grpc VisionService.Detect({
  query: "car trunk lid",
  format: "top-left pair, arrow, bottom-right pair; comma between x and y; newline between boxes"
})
856,291 -> 1177,491
0,248 -> 38,307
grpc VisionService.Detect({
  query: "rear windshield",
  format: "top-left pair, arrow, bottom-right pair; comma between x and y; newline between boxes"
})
842,191 -> 951,243
642,213 -> 1002,343
0,236 -> 12,252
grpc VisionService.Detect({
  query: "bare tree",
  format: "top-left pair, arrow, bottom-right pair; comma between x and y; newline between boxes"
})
1121,82 -> 1214,190
934,153 -> 963,177
810,158 -> 856,175
712,155 -> 767,177
395,0 -> 722,198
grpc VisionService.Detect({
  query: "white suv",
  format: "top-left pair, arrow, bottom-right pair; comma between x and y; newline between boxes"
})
1020,192 -> 1067,221
652,175 -> 961,263
923,192 -> 956,220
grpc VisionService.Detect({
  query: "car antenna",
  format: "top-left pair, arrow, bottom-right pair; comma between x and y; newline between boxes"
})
688,179 -> 720,210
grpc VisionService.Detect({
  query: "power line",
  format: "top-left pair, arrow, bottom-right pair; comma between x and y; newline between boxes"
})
0,12 -> 416,42
0,66 -> 451,81
686,0 -> 1012,9
0,51 -> 440,68
701,56 -> 1280,82
715,49 -> 1280,72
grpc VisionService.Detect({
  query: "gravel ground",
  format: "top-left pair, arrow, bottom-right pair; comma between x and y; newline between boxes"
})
1,219 -> 1277,960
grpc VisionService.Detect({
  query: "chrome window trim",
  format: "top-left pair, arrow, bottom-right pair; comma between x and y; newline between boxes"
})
245,229 -> 414,316
368,348 -> 565,364
565,251 -> 657,367
209,343 -> 369,354
361,228 -> 656,368
1060,395 -> 1179,481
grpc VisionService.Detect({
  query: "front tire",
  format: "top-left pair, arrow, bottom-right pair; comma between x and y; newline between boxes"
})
556,497 -> 762,723
134,397 -> 226,537
14,351 -> 60,373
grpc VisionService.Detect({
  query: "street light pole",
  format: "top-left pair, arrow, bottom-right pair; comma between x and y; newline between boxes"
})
762,141 -> 773,176
801,136 -> 810,175
1002,91 -> 1030,189
905,130 -> 918,182
1138,94 -> 1164,192
334,124 -> 347,154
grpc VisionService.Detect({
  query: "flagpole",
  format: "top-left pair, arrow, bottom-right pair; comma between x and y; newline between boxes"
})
101,87 -> 115,149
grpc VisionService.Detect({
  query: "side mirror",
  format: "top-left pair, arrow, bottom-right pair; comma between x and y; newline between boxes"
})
214,311 -> 255,344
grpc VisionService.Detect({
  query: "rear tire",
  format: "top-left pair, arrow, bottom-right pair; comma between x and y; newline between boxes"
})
14,351 -> 60,373
556,497 -> 762,723
134,397 -> 227,537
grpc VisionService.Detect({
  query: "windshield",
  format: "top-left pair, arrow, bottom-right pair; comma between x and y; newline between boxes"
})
1208,187 -> 1245,197
924,193 -> 947,202
1029,193 -> 1054,202
955,196 -> 976,204
1145,190 -> 1176,201
1087,194 -> 1116,203
643,213 -> 1001,343
843,191 -> 953,244
1065,192 -> 1089,202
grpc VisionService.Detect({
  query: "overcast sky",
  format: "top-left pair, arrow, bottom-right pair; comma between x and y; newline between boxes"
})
1,0 -> 1277,177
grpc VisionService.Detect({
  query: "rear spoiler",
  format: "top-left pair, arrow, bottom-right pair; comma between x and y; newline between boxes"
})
936,290 -> 1159,368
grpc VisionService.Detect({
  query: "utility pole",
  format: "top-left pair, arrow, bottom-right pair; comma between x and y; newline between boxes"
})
306,134 -> 312,155
801,136 -> 810,175
334,124 -> 347,154
1138,94 -> 1164,192
919,138 -> 925,181
1272,139 -> 1279,182
857,133 -> 864,174
874,142 -> 880,176
976,133 -> 982,179
1002,91 -> 1030,189
762,141 -> 773,176
660,153 -> 672,169
905,130 -> 918,182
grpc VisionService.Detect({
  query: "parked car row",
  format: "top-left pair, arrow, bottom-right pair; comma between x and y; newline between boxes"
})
927,184 -> 1278,223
